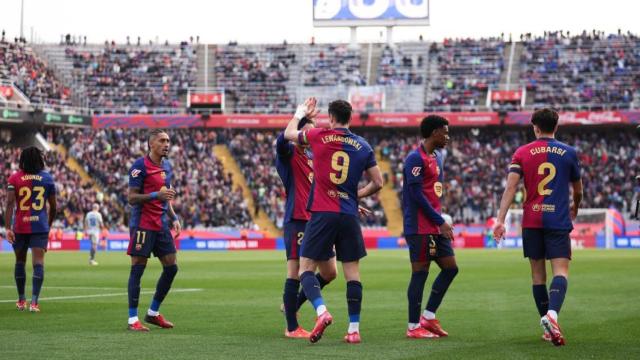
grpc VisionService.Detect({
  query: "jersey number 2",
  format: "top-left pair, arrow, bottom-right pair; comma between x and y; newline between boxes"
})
537,162 -> 556,196
18,186 -> 45,211
330,151 -> 350,185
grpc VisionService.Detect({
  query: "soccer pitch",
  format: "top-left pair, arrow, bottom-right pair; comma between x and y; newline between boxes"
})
0,249 -> 638,360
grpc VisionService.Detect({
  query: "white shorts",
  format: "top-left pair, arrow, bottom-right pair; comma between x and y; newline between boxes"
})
87,231 -> 100,244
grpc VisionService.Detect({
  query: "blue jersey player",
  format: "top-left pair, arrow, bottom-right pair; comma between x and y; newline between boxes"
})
276,116 -> 337,339
4,147 -> 57,312
284,98 -> 384,344
126,129 -> 182,332
494,108 -> 583,346
402,116 -> 458,339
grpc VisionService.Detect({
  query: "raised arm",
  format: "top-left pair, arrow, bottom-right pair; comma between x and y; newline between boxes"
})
284,97 -> 318,143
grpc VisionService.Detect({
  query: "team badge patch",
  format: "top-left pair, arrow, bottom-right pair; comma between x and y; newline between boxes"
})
411,167 -> 421,177
131,169 -> 141,178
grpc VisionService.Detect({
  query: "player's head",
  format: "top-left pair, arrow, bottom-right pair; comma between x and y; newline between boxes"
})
327,100 -> 352,128
298,117 -> 315,147
148,129 -> 170,158
531,108 -> 559,137
420,115 -> 449,148
19,146 -> 45,174
92,203 -> 99,212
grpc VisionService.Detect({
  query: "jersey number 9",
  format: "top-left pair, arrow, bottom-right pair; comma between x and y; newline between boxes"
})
330,151 -> 350,185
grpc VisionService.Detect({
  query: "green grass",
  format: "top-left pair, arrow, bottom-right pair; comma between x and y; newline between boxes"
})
0,249 -> 639,360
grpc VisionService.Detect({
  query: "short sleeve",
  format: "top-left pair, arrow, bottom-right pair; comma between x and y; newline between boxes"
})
365,146 -> 377,170
7,174 -> 16,191
404,153 -> 424,185
299,128 -> 322,146
128,160 -> 145,189
47,174 -> 56,195
276,132 -> 293,157
569,149 -> 581,182
509,148 -> 523,175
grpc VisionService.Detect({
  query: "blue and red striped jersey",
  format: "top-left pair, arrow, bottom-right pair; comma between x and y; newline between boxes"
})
402,145 -> 444,235
128,156 -> 173,231
509,138 -> 581,230
299,127 -> 376,216
276,133 -> 313,222
7,170 -> 56,234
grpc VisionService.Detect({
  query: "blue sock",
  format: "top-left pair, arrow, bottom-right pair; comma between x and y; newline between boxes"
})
15,263 -> 26,301
300,271 -> 324,310
151,264 -> 178,312
32,264 -> 44,304
347,281 -> 363,324
532,284 -> 549,317
407,270 -> 428,323
127,264 -> 146,318
426,267 -> 458,313
548,276 -> 568,314
296,273 -> 329,310
283,278 -> 300,332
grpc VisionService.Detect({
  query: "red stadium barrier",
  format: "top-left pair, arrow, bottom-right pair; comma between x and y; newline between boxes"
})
506,111 -> 638,125
0,85 -> 14,99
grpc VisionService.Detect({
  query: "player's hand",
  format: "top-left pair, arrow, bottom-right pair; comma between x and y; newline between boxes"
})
439,222 -> 454,240
294,97 -> 318,120
172,219 -> 182,238
158,187 -> 176,201
570,203 -> 578,221
358,205 -> 372,217
492,222 -> 505,243
5,229 -> 15,244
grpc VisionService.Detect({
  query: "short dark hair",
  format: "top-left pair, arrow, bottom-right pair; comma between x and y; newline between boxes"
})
19,146 -> 45,174
328,100 -> 352,125
420,115 -> 449,138
531,108 -> 559,133
148,129 -> 168,142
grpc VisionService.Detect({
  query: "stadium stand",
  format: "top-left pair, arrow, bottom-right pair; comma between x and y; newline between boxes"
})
520,31 -> 640,110
65,42 -> 197,112
0,39 -> 70,103
302,43 -> 366,87
55,128 -> 254,229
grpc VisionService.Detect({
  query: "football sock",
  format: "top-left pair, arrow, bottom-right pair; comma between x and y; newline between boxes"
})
90,247 -> 96,261
283,278 -> 300,332
346,281 -> 362,333
300,271 -> 326,316
407,270 -> 428,324
14,262 -> 26,301
532,284 -> 549,317
548,276 -> 568,317
425,267 -> 458,314
31,264 -> 44,305
422,310 -> 436,320
127,264 -> 146,319
408,323 -> 421,330
149,264 -> 178,314
296,273 -> 329,310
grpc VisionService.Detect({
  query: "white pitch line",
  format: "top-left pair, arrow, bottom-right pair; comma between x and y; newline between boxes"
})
0,285 -> 124,290
0,288 -> 202,303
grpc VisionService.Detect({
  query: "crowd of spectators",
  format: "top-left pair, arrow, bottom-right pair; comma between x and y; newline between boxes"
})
377,45 -> 424,86
228,130 -> 387,228
302,44 -> 366,87
0,39 -> 70,103
0,140 -> 121,231
66,42 -> 197,111
215,44 -> 295,114
427,38 -> 504,109
378,127 -> 639,225
56,128 -> 253,230
520,30 -> 640,109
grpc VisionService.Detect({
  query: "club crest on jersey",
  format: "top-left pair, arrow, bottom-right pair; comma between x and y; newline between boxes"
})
131,169 -> 141,178
411,167 -> 421,177
328,190 -> 337,198
434,182 -> 443,197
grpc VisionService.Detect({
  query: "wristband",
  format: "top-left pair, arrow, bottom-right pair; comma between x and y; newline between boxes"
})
150,192 -> 158,200
294,104 -> 307,120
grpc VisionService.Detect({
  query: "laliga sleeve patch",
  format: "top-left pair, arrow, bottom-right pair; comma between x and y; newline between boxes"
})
411,167 -> 421,177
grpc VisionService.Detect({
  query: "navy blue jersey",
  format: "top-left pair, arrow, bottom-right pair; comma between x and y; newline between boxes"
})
275,133 -> 314,222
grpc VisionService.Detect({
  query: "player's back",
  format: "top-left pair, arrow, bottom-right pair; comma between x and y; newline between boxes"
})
510,137 -> 581,230
85,211 -> 102,231
305,127 -> 376,215
8,169 -> 55,234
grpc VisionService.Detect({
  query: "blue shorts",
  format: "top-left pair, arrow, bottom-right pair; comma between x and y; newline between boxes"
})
300,212 -> 365,262
283,220 -> 306,260
522,228 -> 571,260
406,234 -> 455,263
127,228 -> 176,258
13,233 -> 49,251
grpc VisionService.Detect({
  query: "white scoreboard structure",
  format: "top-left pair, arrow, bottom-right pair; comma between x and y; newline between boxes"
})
313,0 -> 430,27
